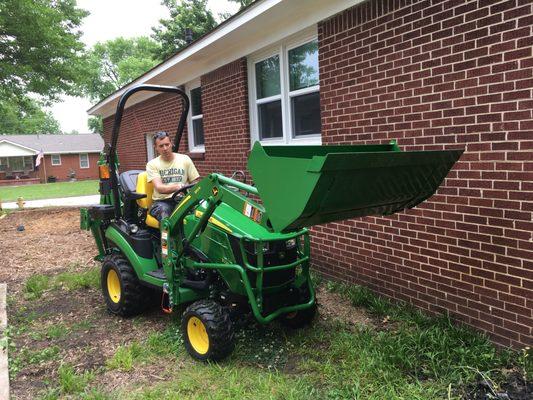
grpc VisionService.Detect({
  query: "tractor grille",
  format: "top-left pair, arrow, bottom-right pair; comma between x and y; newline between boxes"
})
229,237 -> 298,287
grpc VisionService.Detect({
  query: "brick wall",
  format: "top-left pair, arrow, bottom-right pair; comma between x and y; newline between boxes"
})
316,0 -> 532,347
200,58 -> 251,175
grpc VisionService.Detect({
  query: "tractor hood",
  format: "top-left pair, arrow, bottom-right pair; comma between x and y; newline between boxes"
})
247,141 -> 463,233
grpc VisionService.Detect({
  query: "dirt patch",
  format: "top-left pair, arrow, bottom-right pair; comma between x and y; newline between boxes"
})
91,358 -> 183,395
0,208 -> 97,289
317,286 -> 374,328
9,286 -> 170,399
463,371 -> 533,400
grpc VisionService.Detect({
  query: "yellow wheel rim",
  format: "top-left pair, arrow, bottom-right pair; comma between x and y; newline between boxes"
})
187,316 -> 209,355
107,269 -> 121,303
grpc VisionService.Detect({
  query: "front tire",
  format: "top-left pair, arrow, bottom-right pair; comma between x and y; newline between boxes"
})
182,300 -> 235,361
101,254 -> 144,317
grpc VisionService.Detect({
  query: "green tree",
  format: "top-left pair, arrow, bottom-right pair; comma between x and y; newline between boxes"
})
228,0 -> 254,9
0,0 -> 88,101
88,116 -> 103,135
152,0 -> 217,60
0,97 -> 62,134
80,36 -> 161,102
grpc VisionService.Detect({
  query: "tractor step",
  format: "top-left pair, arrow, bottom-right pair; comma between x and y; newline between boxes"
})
147,268 -> 166,280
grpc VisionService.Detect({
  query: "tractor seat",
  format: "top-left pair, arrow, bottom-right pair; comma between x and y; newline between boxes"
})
119,170 -> 147,223
119,170 -> 145,199
135,172 -> 159,229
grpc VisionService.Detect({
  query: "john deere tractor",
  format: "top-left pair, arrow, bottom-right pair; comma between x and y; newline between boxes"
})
81,84 -> 462,361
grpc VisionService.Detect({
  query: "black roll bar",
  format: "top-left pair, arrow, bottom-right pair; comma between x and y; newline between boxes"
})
108,84 -> 190,220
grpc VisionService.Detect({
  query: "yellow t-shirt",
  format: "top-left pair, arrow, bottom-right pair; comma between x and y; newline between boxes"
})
146,154 -> 200,200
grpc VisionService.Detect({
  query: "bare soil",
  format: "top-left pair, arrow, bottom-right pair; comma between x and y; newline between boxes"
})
0,207 -> 375,399
0,208 -> 97,289
316,286 -> 374,328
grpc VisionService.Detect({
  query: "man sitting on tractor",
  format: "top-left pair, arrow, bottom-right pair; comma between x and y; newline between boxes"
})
147,131 -> 200,221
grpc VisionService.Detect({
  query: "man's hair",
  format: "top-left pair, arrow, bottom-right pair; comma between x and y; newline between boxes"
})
154,131 -> 169,143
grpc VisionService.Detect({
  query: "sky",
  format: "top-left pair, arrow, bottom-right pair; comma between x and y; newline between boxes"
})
49,0 -> 239,134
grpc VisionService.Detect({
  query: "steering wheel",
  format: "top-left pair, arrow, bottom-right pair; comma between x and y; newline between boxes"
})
171,183 -> 195,203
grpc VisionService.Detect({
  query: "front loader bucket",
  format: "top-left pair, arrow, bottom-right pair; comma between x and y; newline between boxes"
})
248,141 -> 463,233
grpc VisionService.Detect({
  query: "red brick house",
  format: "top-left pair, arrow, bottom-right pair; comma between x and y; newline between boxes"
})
89,0 -> 532,348
0,134 -> 103,185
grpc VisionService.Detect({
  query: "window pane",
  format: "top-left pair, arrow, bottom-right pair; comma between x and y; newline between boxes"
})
0,157 -> 6,171
80,154 -> 89,168
291,91 -> 321,137
11,157 -> 23,171
255,55 -> 280,99
193,118 -> 204,146
258,100 -> 282,139
288,40 -> 319,91
191,87 -> 202,116
52,154 -> 60,164
24,156 -> 33,169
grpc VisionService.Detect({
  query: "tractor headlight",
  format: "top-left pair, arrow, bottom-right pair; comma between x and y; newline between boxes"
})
286,238 -> 297,248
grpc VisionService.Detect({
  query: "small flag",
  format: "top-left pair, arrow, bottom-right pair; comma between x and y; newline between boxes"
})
35,149 -> 44,170
35,150 -> 44,166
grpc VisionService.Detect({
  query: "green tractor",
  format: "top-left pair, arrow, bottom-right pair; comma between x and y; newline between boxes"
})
81,84 -> 462,361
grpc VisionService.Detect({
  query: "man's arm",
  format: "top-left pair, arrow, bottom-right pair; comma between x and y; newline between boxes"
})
150,177 -> 183,194
151,177 -> 200,194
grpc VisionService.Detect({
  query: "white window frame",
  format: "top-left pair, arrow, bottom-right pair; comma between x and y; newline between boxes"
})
186,79 -> 205,153
146,133 -> 156,161
51,154 -> 61,166
79,153 -> 89,169
248,28 -> 321,146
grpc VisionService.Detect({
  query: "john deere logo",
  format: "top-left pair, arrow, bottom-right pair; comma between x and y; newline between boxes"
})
278,251 -> 285,259
212,187 -> 219,196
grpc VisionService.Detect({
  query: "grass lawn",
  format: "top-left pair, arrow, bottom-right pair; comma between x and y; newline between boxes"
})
3,209 -> 532,399
0,180 -> 99,202
8,273 -> 532,400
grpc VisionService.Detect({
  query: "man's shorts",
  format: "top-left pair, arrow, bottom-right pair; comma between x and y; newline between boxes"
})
149,199 -> 176,222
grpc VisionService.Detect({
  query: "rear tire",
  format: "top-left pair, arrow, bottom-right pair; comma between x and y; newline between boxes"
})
101,254 -> 144,317
182,300 -> 235,361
